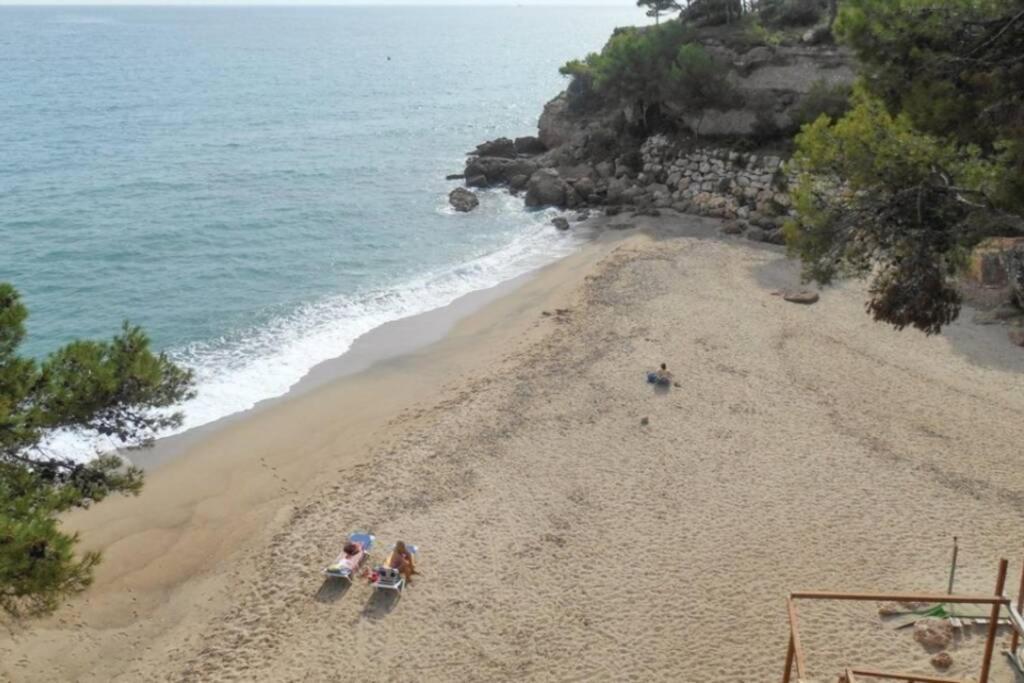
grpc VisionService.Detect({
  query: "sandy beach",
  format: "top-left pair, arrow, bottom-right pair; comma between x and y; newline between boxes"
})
3,213 -> 1024,682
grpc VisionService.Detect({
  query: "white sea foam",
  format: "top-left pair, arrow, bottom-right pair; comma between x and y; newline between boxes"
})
169,194 -> 583,435
40,195 -> 587,463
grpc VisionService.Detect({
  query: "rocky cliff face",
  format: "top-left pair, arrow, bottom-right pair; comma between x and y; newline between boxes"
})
453,27 -> 855,244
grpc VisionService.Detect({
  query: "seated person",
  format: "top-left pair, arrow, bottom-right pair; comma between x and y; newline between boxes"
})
388,540 -> 417,584
648,363 -> 673,386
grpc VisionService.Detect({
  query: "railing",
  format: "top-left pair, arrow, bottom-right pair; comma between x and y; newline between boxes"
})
782,558 -> 1020,683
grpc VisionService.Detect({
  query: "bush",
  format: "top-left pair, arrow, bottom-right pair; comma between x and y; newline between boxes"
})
760,0 -> 825,28
791,80 -> 852,129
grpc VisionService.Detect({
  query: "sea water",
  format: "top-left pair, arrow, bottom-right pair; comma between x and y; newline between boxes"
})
0,6 -> 643,440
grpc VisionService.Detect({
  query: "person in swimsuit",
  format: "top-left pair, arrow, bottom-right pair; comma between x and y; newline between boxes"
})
389,540 -> 417,584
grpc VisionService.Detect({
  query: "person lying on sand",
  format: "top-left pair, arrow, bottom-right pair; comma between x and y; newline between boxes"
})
388,540 -> 417,584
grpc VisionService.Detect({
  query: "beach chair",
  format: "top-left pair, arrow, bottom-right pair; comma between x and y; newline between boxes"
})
372,544 -> 418,592
323,532 -> 374,582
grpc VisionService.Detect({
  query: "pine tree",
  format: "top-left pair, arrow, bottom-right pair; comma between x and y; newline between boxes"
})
1,283 -> 195,617
638,0 -> 680,25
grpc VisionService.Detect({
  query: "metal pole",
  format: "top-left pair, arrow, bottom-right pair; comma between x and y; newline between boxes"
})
1012,559 -> 1024,658
979,558 -> 1008,683
947,537 -> 958,595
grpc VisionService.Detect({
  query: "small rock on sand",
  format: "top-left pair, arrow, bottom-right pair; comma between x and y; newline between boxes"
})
721,220 -> 744,235
640,417 -> 649,426
783,290 -> 820,305
913,618 -> 953,650
931,651 -> 953,669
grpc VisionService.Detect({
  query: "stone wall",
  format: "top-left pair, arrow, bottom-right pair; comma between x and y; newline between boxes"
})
636,135 -> 794,242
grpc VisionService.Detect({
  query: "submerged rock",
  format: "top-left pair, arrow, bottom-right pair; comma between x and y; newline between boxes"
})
551,217 -> 570,231
448,187 -> 479,212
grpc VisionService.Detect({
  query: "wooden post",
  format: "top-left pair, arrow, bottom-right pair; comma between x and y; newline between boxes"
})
1012,559 -> 1024,658
788,598 -> 807,680
947,537 -> 959,595
783,634 -> 795,683
979,558 -> 1008,683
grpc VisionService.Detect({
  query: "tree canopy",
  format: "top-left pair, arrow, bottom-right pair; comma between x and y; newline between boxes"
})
638,0 -> 680,25
1,283 -> 194,617
786,0 -> 1024,333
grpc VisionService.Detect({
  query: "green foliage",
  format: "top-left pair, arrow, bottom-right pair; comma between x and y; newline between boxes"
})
759,0 -> 826,27
787,87 -> 1012,333
559,21 -> 735,133
790,79 -> 852,129
786,0 -> 1024,333
0,283 -> 195,617
667,42 -> 739,112
744,18 -> 786,47
638,0 -> 680,24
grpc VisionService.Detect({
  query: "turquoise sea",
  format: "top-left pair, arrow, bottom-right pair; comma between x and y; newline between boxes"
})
0,6 -> 642,437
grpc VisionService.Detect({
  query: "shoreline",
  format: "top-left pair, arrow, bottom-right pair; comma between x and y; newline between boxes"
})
4,213 -> 1024,682
139,261 -> 558,470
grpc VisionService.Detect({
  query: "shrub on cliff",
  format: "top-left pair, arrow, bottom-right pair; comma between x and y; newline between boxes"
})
559,20 -> 735,134
759,0 -> 827,28
786,0 -> 1024,334
790,79 -> 852,129
0,284 -> 195,617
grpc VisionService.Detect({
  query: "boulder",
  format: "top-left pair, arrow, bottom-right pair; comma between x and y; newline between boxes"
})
802,25 -> 832,45
551,217 -> 570,231
575,209 -> 591,221
1010,328 -> 1024,347
538,93 -> 578,150
525,169 -> 568,208
513,136 -> 547,155
1006,243 -> 1024,306
746,227 -> 766,242
573,177 -> 596,202
967,237 -> 1024,287
464,157 -> 539,188
448,187 -> 479,212
605,205 -> 623,217
445,173 -> 465,181
466,173 -> 487,188
721,220 -> 744,235
473,137 -> 516,158
913,618 -> 953,650
509,174 -> 529,192
763,229 -> 787,245
931,652 -> 953,670
782,289 -> 819,305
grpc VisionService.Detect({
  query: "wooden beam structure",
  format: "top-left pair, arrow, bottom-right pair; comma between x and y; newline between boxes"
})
787,597 -> 807,681
979,559 -> 1008,683
844,667 -> 965,683
790,591 -> 1007,606
781,559 -> 1018,683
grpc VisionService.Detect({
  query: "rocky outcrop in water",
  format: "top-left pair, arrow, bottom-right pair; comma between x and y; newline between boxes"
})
448,187 -> 479,212
451,27 -> 855,242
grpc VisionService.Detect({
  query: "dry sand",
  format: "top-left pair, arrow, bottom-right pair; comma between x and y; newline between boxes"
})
2,214 -> 1024,682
